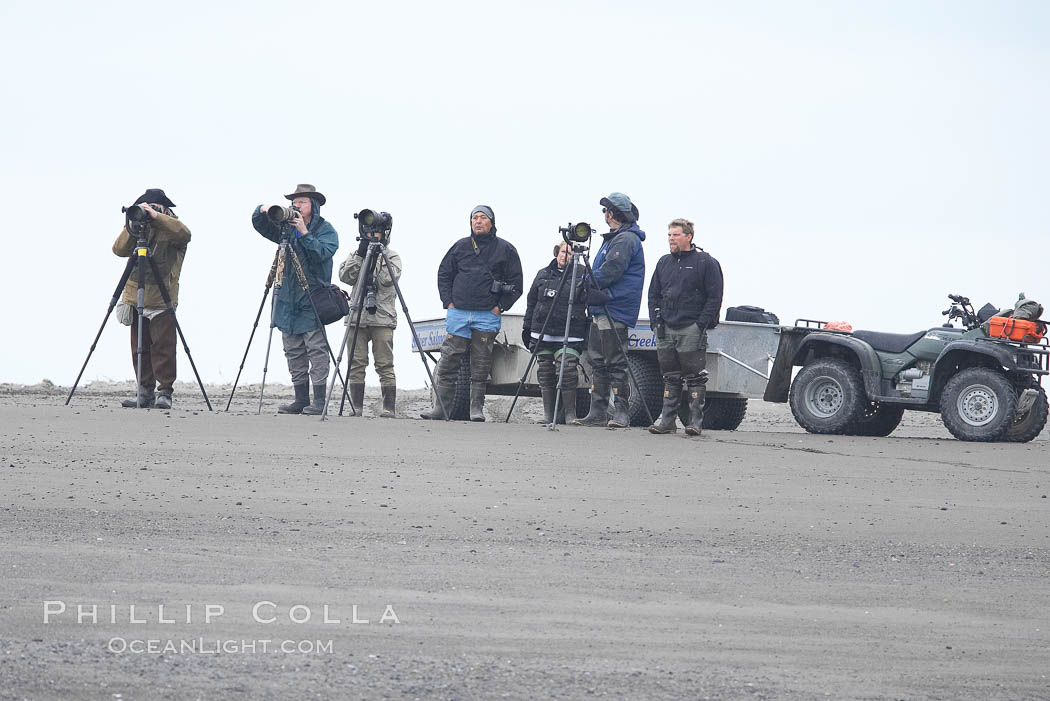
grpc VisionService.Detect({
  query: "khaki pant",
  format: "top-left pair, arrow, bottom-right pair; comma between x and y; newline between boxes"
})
348,326 -> 395,386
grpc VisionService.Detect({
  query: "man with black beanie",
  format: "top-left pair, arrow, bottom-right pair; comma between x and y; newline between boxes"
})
421,205 -> 523,422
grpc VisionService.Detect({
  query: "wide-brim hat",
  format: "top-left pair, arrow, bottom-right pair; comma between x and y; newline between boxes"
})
600,192 -> 639,223
134,188 -> 176,209
285,183 -> 326,206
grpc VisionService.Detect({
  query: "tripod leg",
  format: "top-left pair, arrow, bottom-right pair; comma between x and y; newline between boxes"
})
146,256 -> 212,411
322,247 -> 373,420
67,257 -> 137,405
285,244 -> 349,410
376,247 -> 448,420
258,283 -> 280,415
226,285 -> 270,411
550,259 -> 581,429
504,263 -> 573,423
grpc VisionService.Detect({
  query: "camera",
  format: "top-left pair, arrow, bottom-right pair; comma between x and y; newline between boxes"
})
267,204 -> 301,224
653,308 -> 666,340
559,222 -> 593,245
364,287 -> 378,315
355,209 -> 393,238
490,279 -> 515,296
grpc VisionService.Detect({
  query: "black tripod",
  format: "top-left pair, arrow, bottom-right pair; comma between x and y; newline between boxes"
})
67,209 -> 212,410
224,224 -> 350,414
322,236 -> 445,420
504,226 -> 655,427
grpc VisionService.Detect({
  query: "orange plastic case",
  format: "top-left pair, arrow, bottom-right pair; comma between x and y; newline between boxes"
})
988,316 -> 1046,343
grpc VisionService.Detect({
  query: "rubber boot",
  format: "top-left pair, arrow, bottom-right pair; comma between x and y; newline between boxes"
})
121,385 -> 155,409
559,388 -> 576,423
684,382 -> 706,436
154,389 -> 173,410
420,381 -> 455,420
346,383 -> 366,416
648,374 -> 682,434
536,357 -> 558,424
607,384 -> 631,428
380,386 -> 396,418
421,335 -> 468,420
538,387 -> 566,424
469,383 -> 487,422
572,384 -> 610,426
278,383 -> 310,414
301,383 -> 327,415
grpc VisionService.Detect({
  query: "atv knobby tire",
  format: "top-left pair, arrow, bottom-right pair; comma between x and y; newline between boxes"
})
789,358 -> 864,434
1003,384 -> 1048,443
626,353 -> 662,427
939,367 -> 1017,442
449,350 -> 472,421
850,401 -> 905,437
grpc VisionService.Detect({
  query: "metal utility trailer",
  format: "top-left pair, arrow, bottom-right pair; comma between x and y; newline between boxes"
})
411,314 -> 780,428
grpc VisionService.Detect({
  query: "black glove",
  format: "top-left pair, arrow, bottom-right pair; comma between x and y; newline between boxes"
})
587,282 -> 611,306
356,237 -> 370,257
521,328 -> 533,348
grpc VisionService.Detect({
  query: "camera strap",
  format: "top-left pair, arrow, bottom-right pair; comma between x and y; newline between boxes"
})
470,235 -> 501,282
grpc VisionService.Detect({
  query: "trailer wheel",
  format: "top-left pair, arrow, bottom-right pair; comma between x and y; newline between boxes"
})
448,350 -> 471,421
1002,382 -> 1047,443
849,401 -> 904,437
703,397 -> 749,431
788,358 -> 864,434
627,353 -> 663,427
939,367 -> 1016,442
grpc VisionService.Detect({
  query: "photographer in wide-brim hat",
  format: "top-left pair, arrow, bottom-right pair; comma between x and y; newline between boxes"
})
251,184 -> 340,415
112,188 -> 191,410
573,192 -> 647,429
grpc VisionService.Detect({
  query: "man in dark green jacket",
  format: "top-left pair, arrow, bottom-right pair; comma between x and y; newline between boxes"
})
252,184 -> 339,415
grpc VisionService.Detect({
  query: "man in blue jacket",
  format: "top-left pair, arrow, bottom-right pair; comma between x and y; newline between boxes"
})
573,192 -> 646,428
252,184 -> 339,415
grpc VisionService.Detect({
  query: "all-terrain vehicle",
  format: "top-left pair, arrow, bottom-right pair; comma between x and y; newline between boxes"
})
764,294 -> 1049,442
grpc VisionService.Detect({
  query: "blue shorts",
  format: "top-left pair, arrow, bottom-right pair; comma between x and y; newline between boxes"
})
446,307 -> 501,339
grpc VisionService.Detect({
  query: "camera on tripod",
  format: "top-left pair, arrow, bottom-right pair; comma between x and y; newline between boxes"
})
122,204 -> 153,224
355,209 -> 393,239
266,204 -> 301,224
559,222 -> 593,245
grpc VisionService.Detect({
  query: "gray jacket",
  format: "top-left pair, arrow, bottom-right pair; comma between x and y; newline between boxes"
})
338,248 -> 402,328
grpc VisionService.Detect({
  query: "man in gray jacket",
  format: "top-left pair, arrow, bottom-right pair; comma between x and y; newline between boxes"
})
338,228 -> 403,417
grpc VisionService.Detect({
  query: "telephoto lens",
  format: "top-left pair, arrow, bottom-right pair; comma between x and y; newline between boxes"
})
267,205 -> 298,223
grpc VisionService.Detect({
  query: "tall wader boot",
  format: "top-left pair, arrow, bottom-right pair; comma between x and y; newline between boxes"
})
536,356 -> 562,424
345,383 -> 366,416
649,372 -> 683,434
573,385 -> 609,426
301,383 -> 327,415
380,386 -> 396,418
421,334 -> 469,420
556,352 -> 580,424
680,337 -> 709,436
279,383 -> 310,414
608,383 -> 631,428
469,329 -> 495,422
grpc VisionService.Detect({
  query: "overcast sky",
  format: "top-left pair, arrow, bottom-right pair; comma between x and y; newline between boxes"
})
1,0 -> 1047,392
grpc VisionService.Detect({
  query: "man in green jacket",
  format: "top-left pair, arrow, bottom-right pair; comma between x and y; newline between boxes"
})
112,188 -> 190,410
252,184 -> 340,415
